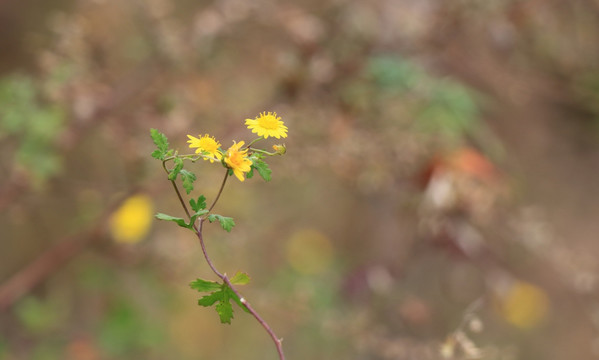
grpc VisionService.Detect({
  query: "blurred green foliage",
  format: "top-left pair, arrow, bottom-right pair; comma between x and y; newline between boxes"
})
368,56 -> 479,139
15,296 -> 63,335
98,300 -> 165,357
0,74 -> 65,182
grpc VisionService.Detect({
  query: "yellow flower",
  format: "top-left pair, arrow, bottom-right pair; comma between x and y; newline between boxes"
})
224,141 -> 252,182
245,111 -> 288,139
187,134 -> 223,162
109,194 -> 153,244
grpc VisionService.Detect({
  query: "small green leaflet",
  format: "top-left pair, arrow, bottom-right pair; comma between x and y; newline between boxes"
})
190,278 -> 221,292
191,273 -> 250,324
155,213 -> 188,228
155,209 -> 207,229
150,129 -> 172,160
229,271 -> 251,285
207,214 -> 235,232
215,299 -> 234,324
252,158 -> 272,182
180,169 -> 197,194
189,195 -> 207,212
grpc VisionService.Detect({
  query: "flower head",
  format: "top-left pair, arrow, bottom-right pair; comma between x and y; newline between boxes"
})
187,134 -> 223,162
245,111 -> 288,139
224,141 -> 252,182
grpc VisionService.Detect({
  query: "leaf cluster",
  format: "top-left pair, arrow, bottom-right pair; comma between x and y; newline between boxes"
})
190,272 -> 251,324
151,129 -> 196,193
155,195 -> 234,232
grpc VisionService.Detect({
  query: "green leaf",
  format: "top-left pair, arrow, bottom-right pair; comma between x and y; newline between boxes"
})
207,214 -> 235,232
225,287 -> 250,314
180,169 -> 197,194
190,278 -> 222,292
252,159 -> 272,182
229,272 -> 250,285
216,299 -> 234,324
150,129 -> 170,160
189,195 -> 207,212
192,279 -> 251,323
155,213 -> 189,229
198,292 -> 222,307
168,158 -> 184,181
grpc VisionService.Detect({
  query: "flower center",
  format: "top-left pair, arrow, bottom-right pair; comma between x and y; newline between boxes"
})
200,138 -> 218,152
228,151 -> 244,166
257,115 -> 279,130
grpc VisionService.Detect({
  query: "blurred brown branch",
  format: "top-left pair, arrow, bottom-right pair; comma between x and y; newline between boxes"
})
0,188 -> 141,312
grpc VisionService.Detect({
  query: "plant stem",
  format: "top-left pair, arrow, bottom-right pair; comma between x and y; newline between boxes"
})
196,219 -> 285,360
171,180 -> 191,219
245,137 -> 263,149
208,169 -> 229,212
164,163 -> 285,359
162,160 -> 192,219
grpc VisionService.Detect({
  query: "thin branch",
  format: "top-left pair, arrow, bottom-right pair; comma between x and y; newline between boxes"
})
208,169 -> 229,212
171,180 -> 192,219
195,219 -> 224,279
195,218 -> 285,360
167,163 -> 285,359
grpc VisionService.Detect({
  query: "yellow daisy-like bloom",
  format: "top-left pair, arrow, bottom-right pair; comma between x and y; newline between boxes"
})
224,141 -> 252,182
245,111 -> 288,139
187,134 -> 223,162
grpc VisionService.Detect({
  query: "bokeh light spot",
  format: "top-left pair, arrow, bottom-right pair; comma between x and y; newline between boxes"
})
286,229 -> 334,275
109,194 -> 154,244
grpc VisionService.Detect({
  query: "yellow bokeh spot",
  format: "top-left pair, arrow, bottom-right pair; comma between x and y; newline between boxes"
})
109,194 -> 154,244
286,229 -> 334,275
497,280 -> 550,329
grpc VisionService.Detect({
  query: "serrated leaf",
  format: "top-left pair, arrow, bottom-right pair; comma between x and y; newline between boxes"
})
190,278 -> 222,292
180,169 -> 196,194
155,213 -> 189,228
150,129 -> 170,160
215,300 -> 234,324
189,195 -> 207,212
168,158 -> 184,181
198,292 -> 222,307
207,214 -> 235,232
252,159 -> 272,182
229,272 -> 250,285
151,149 -> 163,159
246,168 -> 254,179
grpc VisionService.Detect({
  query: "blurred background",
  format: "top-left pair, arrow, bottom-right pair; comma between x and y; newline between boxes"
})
1,0 -> 599,359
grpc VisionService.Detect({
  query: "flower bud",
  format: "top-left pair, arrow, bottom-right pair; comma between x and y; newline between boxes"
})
272,144 -> 286,155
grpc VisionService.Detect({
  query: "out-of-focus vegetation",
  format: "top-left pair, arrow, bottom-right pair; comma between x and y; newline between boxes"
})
1,0 -> 599,359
